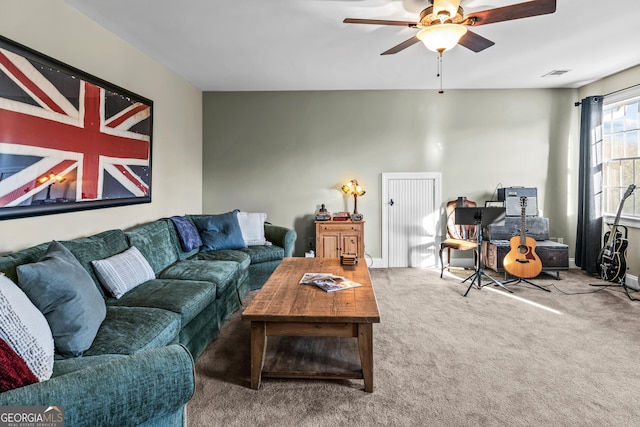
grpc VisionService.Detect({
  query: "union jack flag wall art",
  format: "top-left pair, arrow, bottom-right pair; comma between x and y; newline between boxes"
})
0,36 -> 152,219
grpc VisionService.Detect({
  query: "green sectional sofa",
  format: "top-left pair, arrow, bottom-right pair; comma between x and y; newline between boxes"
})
0,215 -> 296,427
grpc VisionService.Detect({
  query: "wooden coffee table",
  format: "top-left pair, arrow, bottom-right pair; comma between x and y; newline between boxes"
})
241,258 -> 380,392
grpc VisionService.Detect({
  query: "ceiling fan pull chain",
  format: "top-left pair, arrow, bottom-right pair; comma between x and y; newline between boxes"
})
438,52 -> 444,94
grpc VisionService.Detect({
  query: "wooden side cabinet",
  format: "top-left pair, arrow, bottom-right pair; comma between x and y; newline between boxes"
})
315,220 -> 364,259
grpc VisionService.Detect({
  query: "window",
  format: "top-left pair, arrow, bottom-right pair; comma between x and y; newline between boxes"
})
602,86 -> 640,218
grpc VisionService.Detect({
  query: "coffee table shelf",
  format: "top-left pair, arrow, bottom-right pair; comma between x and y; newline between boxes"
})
262,336 -> 362,380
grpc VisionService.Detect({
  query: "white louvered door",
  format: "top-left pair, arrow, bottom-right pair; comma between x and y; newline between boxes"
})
382,173 -> 441,268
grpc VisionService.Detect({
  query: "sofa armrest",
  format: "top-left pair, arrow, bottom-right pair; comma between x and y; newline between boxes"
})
0,344 -> 194,427
264,224 -> 297,257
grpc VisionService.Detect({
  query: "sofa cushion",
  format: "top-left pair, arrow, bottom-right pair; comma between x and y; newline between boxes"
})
191,211 -> 247,251
125,221 -> 178,274
237,212 -> 268,245
190,249 -> 251,271
93,229 -> 131,254
52,353 -> 124,378
0,243 -> 48,285
159,260 -> 240,299
0,274 -> 54,390
84,306 -> 181,356
169,216 -> 202,252
60,229 -> 130,295
240,245 -> 285,264
16,241 -> 106,358
92,246 -> 156,299
106,279 -> 217,326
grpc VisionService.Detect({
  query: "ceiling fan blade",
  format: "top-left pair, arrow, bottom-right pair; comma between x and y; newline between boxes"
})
457,30 -> 495,52
381,36 -> 421,55
466,0 -> 556,26
343,18 -> 418,28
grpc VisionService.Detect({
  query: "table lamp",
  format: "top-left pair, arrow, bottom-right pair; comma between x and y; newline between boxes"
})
341,179 -> 365,220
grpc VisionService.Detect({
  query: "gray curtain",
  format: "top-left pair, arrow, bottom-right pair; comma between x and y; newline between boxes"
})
575,96 -> 603,274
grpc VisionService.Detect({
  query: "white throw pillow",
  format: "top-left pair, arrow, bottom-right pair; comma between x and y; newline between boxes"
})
237,212 -> 268,245
0,273 -> 54,383
91,246 -> 155,299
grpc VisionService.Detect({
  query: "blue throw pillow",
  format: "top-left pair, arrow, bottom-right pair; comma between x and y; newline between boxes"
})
169,216 -> 203,251
192,210 -> 247,251
16,241 -> 106,358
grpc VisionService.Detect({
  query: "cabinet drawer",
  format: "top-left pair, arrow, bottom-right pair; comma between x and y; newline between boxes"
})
317,223 -> 363,232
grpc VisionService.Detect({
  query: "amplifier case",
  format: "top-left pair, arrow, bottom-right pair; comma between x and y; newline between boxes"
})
482,240 -> 569,274
498,187 -> 538,216
484,216 -> 549,241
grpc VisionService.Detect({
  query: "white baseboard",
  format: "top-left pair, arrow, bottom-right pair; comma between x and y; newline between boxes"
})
370,258 -> 385,268
626,274 -> 640,291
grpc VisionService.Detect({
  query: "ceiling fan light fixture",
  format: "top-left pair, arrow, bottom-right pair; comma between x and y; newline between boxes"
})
432,0 -> 460,22
416,24 -> 467,53
436,10 -> 451,23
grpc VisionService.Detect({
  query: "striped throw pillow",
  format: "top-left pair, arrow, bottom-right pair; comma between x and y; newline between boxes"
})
91,246 -> 155,299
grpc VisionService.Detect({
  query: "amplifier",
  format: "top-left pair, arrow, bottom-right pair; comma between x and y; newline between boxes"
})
498,187 -> 538,216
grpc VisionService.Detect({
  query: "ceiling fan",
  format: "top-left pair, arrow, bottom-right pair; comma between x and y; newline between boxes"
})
343,0 -> 557,55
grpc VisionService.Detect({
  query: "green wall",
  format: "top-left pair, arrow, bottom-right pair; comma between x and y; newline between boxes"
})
202,89 -> 577,262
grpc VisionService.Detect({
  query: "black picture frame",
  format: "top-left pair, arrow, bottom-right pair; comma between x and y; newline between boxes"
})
0,35 -> 153,220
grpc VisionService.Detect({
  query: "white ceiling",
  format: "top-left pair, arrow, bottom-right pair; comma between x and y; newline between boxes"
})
64,0 -> 640,91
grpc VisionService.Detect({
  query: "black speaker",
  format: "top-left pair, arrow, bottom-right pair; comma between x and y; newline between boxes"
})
498,187 -> 538,216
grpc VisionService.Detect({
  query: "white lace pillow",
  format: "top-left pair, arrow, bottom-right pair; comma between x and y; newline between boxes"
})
91,246 -> 155,299
237,212 -> 267,245
0,273 -> 54,387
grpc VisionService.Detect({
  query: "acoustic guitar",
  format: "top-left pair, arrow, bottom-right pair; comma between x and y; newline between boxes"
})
597,184 -> 636,282
503,196 -> 543,279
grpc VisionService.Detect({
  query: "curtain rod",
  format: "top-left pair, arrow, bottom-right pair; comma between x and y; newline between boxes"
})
603,82 -> 640,98
575,82 -> 640,106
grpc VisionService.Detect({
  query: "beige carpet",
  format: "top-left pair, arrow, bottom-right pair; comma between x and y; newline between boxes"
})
187,267 -> 640,427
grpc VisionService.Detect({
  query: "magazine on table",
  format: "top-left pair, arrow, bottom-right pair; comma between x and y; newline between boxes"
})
299,273 -> 362,292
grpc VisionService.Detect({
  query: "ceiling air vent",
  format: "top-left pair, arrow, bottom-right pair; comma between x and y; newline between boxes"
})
541,69 -> 571,77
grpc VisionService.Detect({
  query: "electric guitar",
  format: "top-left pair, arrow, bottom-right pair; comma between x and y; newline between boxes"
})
597,184 -> 636,282
503,196 -> 543,279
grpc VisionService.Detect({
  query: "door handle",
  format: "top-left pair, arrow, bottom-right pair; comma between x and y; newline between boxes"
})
389,199 -> 394,206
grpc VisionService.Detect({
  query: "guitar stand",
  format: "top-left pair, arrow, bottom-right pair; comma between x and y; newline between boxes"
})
589,189 -> 638,302
454,207 -> 509,297
589,227 -> 639,301
463,265 -> 513,297
589,280 -> 640,301
500,277 -> 550,292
